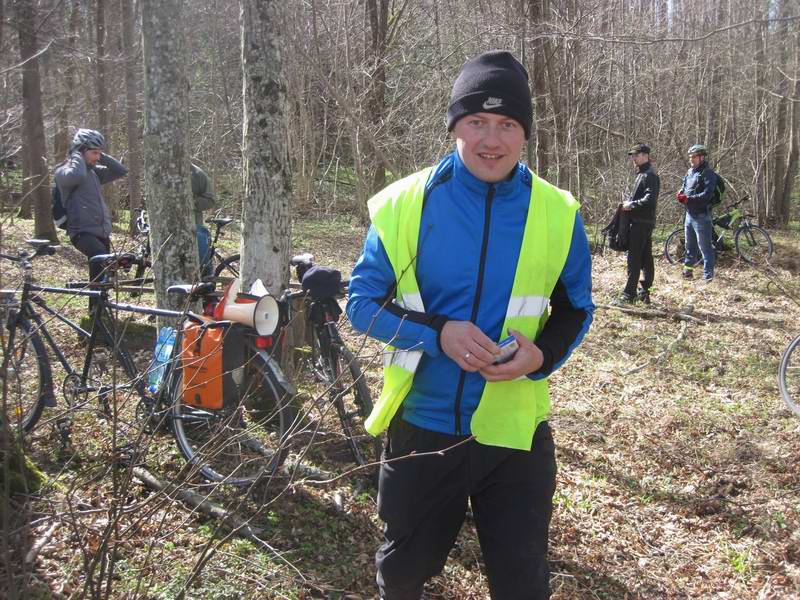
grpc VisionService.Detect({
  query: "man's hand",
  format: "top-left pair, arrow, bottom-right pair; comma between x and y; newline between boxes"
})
440,321 -> 499,372
479,330 -> 544,382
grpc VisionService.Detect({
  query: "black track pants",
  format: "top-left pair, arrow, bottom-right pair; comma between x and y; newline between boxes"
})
623,222 -> 654,298
71,233 -> 110,310
376,419 -> 557,600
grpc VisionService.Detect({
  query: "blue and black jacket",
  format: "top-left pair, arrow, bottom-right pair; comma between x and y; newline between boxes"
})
347,151 -> 594,436
681,161 -> 718,215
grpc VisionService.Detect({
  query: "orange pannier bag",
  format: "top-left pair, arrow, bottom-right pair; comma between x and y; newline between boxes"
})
182,317 -> 228,410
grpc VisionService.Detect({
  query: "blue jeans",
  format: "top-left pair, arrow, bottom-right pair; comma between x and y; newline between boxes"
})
196,224 -> 213,278
684,210 -> 715,279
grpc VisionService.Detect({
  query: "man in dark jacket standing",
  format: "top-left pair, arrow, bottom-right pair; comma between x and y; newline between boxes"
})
677,143 -> 718,281
612,143 -> 659,305
55,128 -> 128,290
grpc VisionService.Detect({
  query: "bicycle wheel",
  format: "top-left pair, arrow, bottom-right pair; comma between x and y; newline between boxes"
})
0,316 -> 48,432
328,342 -> 381,469
663,228 -> 686,265
170,352 -> 298,484
213,254 -> 240,279
734,224 -> 773,265
778,335 -> 800,417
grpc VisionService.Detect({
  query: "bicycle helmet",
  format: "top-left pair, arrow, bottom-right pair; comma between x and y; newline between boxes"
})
71,128 -> 105,151
687,143 -> 707,156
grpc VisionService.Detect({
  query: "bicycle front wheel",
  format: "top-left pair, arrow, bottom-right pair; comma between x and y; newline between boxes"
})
734,224 -> 773,265
663,228 -> 686,265
213,254 -> 240,279
0,315 -> 48,432
170,353 -> 298,485
779,335 -> 800,417
329,343 -> 381,470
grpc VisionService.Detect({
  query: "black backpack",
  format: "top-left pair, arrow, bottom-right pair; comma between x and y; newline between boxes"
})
703,170 -> 726,207
601,204 -> 630,252
51,185 -> 67,230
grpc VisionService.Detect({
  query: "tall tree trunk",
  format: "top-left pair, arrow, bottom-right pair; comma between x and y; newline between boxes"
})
529,0 -> 550,177
96,0 -> 109,134
239,0 -> 291,295
753,6 -> 769,225
55,1 -> 81,160
365,0 -> 388,196
781,24 -> 800,222
771,0 -> 792,225
121,0 -> 143,232
13,0 -> 57,241
141,0 -> 198,311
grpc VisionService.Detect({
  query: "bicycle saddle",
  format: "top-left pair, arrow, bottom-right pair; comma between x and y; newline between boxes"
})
167,281 -> 216,299
207,217 -> 234,228
89,252 -> 138,268
25,239 -> 57,256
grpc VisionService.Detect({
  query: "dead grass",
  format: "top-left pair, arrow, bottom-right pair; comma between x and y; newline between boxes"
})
2,217 -> 800,599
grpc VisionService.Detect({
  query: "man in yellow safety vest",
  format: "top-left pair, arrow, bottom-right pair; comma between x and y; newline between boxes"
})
347,50 -> 594,600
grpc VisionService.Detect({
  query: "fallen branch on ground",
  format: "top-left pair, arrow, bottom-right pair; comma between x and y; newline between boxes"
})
597,303 -> 704,323
622,320 -> 690,376
24,521 -> 60,566
131,466 -> 265,540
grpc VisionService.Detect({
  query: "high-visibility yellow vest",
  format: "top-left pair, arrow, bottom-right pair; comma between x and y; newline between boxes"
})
364,166 -> 578,450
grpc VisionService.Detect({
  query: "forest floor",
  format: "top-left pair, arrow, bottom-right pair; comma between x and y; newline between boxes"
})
2,214 -> 800,600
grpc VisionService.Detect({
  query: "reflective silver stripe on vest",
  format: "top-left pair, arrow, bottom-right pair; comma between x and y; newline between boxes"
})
506,295 -> 549,319
381,292 -> 425,371
400,291 -> 424,312
383,348 -> 423,371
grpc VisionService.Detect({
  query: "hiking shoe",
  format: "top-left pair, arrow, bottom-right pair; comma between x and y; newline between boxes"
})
702,276 -> 714,284
610,294 -> 635,307
637,290 -> 651,305
682,268 -> 693,279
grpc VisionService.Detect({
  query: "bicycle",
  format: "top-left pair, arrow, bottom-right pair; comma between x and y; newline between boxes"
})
0,241 -> 298,485
287,253 -> 380,469
779,334 -> 800,417
663,195 -> 774,266
131,208 -> 240,283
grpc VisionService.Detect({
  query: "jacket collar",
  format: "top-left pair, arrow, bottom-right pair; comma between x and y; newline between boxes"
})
637,161 -> 652,174
451,150 -> 529,198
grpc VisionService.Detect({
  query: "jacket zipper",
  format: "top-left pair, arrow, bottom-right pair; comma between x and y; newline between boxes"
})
454,183 -> 495,434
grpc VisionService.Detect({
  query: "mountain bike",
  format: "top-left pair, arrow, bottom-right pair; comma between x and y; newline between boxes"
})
0,242 -> 297,485
288,253 -> 380,469
663,196 -> 774,266
779,334 -> 800,417
132,209 -> 240,283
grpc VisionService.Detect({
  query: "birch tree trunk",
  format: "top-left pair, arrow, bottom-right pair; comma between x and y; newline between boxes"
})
13,0 -> 57,242
141,0 -> 199,311
239,0 -> 291,295
121,0 -> 143,232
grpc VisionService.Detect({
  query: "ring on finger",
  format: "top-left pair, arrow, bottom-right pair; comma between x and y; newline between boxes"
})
464,352 -> 471,360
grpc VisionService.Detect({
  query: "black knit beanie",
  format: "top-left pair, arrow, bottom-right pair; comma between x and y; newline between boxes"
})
447,50 -> 533,139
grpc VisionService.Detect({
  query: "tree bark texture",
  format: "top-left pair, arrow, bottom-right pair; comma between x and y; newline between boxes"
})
13,0 -> 57,241
121,0 -> 143,232
95,0 -> 109,135
141,0 -> 199,312
239,0 -> 291,295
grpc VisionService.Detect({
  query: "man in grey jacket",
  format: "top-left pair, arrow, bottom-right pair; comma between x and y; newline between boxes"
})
55,129 -> 128,293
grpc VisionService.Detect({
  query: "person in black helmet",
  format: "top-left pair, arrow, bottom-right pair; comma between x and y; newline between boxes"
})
611,143 -> 660,305
676,143 -> 718,282
54,128 -> 128,297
